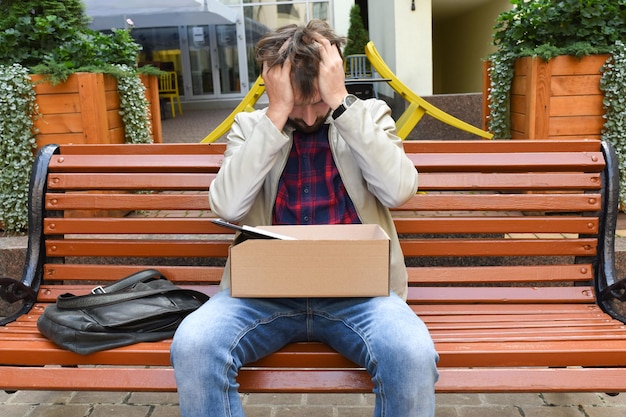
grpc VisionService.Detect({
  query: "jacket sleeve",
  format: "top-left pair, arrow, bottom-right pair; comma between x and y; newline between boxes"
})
332,99 -> 418,208
208,110 -> 289,222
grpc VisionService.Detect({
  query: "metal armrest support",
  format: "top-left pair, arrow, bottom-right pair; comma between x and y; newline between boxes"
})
596,141 -> 626,322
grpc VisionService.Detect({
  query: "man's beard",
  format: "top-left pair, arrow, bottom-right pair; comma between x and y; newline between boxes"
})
288,111 -> 331,133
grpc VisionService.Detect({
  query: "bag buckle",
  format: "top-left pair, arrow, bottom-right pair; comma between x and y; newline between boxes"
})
91,286 -> 106,294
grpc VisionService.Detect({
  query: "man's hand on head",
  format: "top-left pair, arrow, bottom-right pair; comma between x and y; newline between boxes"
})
314,36 -> 349,110
263,56 -> 294,131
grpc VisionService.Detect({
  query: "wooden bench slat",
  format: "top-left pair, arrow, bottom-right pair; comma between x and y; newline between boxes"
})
401,238 -> 597,257
35,285 -> 595,304
49,154 -> 223,173
48,152 -> 605,174
47,172 -> 601,191
58,139 -> 602,155
402,139 -> 603,154
436,340 -> 626,367
412,304 -> 604,315
408,265 -> 594,283
394,217 -> 598,234
45,237 -> 598,259
400,193 -> 601,212
2,366 -> 626,394
43,216 -> 599,236
45,240 -> 231,257
44,218 -> 229,235
435,368 -> 626,393
425,312 -> 609,323
46,193 -> 211,211
406,286 -> 596,303
406,152 -> 605,172
45,192 -> 602,213
52,143 -> 227,155
42,264 -> 224,282
44,238 -> 599,259
418,172 -> 601,190
48,173 -> 216,190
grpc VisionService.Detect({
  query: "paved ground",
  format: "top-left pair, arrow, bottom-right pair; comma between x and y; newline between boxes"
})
2,390 -> 626,417
2,107 -> 626,416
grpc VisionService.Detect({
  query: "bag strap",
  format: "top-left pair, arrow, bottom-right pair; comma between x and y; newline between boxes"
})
55,269 -> 208,310
95,269 -> 164,294
57,287 -> 185,310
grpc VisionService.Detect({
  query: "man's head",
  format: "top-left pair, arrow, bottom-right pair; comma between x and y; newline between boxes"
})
255,20 -> 346,105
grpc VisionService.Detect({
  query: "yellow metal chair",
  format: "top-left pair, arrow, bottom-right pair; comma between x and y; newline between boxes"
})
159,71 -> 183,118
201,76 -> 266,143
365,41 -> 493,140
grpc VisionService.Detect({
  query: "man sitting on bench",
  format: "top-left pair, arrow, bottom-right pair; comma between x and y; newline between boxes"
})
171,20 -> 439,417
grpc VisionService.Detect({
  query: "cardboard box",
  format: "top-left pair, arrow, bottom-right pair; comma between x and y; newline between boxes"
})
229,224 -> 390,298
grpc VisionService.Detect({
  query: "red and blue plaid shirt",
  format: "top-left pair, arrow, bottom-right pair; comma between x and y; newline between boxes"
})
272,125 -> 361,225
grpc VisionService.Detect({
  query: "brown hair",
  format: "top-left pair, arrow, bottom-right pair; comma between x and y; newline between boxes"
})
255,20 -> 346,100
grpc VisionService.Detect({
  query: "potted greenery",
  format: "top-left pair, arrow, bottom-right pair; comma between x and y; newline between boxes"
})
0,0 -> 161,233
344,4 -> 370,58
485,0 -> 626,206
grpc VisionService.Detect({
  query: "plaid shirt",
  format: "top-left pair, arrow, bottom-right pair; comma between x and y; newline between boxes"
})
272,125 -> 361,225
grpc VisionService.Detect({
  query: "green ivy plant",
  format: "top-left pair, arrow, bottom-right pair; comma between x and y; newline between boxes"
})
486,0 -> 626,208
0,0 -> 159,233
600,41 -> 626,207
115,65 -> 153,145
0,65 -> 38,233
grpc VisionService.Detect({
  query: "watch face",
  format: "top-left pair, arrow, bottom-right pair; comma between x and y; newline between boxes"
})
345,94 -> 358,107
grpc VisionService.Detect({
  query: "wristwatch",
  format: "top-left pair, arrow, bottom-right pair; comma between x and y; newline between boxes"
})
332,94 -> 358,119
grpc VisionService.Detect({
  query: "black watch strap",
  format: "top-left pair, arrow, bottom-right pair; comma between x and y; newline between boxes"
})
332,103 -> 347,119
332,94 -> 358,120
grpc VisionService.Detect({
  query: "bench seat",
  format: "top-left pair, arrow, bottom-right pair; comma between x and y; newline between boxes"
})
1,139 -> 626,394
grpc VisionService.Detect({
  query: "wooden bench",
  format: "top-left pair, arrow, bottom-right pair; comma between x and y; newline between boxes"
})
2,139 -> 626,394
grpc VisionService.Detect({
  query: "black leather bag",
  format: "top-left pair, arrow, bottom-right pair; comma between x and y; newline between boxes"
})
37,269 -> 209,355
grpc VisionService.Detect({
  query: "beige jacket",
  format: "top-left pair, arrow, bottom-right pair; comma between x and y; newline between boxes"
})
209,98 -> 418,300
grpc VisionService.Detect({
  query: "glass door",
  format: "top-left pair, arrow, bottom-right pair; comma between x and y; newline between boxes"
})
186,24 -> 240,98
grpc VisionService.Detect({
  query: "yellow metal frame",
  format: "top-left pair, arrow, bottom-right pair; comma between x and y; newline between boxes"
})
364,41 -> 493,140
201,76 -> 266,143
201,44 -> 493,142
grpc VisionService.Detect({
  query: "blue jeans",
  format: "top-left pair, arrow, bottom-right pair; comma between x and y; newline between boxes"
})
171,290 -> 439,417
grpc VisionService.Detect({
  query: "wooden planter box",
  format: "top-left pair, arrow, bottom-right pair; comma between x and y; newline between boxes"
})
483,54 -> 609,139
32,72 -> 162,149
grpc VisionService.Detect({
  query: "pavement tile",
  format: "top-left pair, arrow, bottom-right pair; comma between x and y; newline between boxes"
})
435,393 -> 483,406
457,405 -> 524,417
598,392 -> 626,405
70,391 -> 129,404
480,393 -> 545,406
0,405 -> 35,417
242,406 -> 275,417
336,408 -> 378,416
244,393 -> 304,406
128,392 -> 179,405
583,405 -> 626,417
89,404 -> 151,417
521,406 -> 585,417
542,392 -> 605,407
150,405 -> 182,417
7,390 -> 74,405
305,393 -> 373,406
274,405 -> 336,417
28,404 -> 93,417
